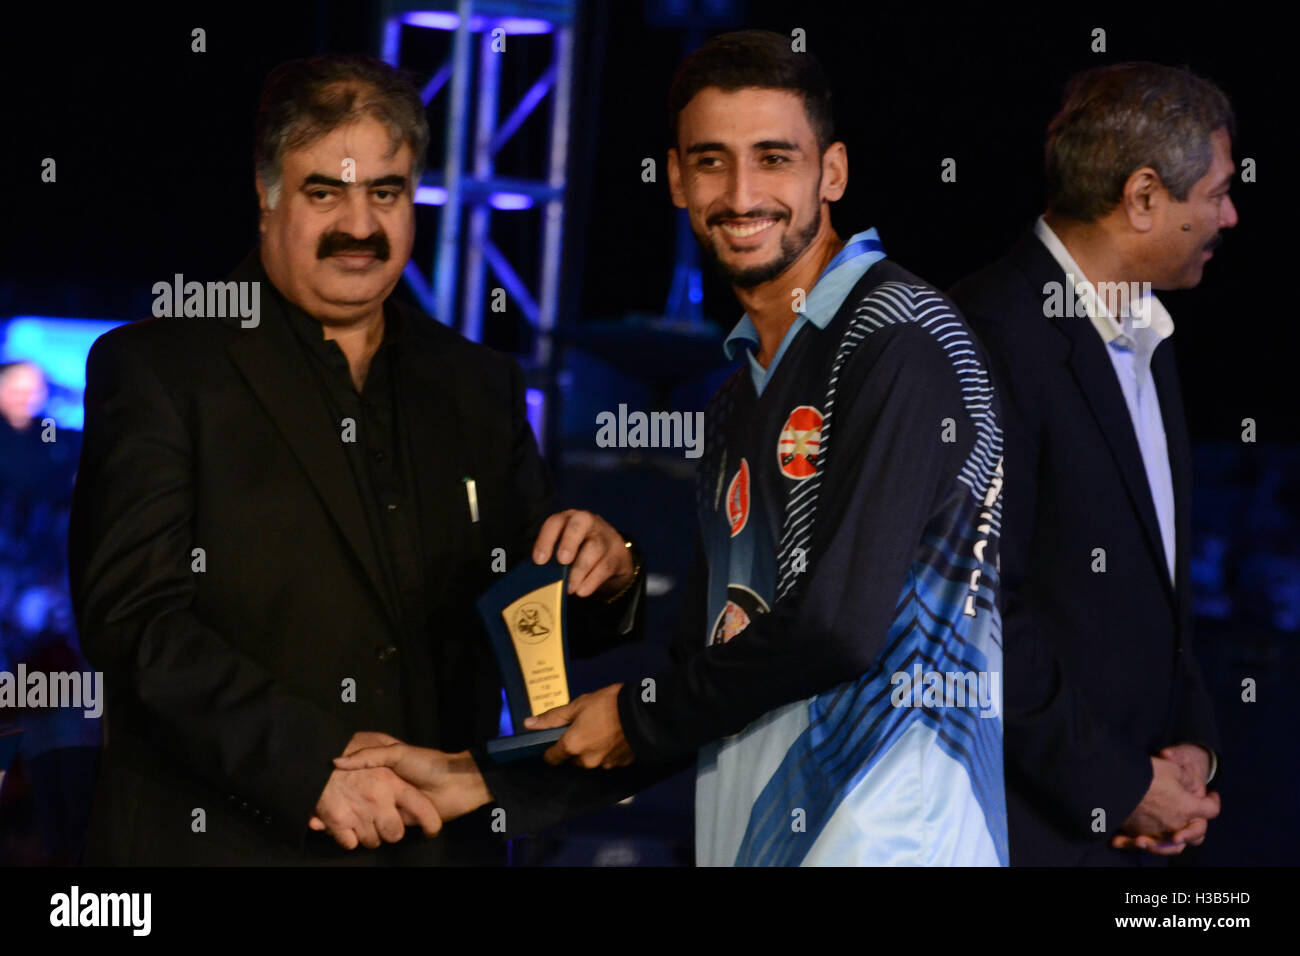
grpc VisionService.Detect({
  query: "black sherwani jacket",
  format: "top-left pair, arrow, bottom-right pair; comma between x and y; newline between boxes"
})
68,249 -> 641,865
950,231 -> 1219,865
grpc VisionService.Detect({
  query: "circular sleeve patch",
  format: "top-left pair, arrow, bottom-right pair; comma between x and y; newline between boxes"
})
777,405 -> 824,479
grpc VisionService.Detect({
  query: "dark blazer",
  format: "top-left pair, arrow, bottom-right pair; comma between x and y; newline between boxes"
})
68,249 -> 639,865
949,230 -> 1218,866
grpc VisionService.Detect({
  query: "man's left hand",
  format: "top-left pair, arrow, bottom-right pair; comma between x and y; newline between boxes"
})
526,683 -> 634,769
532,510 -> 635,598
1110,743 -> 1217,854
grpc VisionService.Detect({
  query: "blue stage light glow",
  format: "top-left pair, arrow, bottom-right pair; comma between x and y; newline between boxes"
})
403,12 -> 553,34
525,387 -> 546,450
414,185 -> 532,210
489,192 -> 534,211
414,185 -> 450,205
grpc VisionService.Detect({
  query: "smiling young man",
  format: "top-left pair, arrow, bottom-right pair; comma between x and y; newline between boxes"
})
340,31 -> 1009,866
68,54 -> 644,865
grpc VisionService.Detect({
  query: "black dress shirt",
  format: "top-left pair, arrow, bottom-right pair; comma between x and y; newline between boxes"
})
277,290 -> 441,743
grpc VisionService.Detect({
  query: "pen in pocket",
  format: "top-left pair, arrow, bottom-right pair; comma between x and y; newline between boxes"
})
463,476 -> 479,523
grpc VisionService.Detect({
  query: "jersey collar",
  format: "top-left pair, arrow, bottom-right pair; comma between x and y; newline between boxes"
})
723,227 -> 887,361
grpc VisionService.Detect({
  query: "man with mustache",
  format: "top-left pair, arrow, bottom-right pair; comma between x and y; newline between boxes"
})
340,30 -> 1009,866
68,53 -> 644,864
948,62 -> 1233,865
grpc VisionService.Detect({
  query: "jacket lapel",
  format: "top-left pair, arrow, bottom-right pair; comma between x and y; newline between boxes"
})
1152,340 -> 1192,617
1011,233 -> 1176,607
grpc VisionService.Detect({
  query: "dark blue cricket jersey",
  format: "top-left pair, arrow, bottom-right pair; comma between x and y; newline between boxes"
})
619,232 -> 1009,865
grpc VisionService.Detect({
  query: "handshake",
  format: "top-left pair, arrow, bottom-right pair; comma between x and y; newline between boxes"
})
306,683 -> 633,849
1112,743 -> 1222,855
307,731 -> 493,849
307,509 -> 642,849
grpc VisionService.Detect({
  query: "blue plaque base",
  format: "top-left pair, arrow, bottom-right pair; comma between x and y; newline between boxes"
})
483,726 -> 567,764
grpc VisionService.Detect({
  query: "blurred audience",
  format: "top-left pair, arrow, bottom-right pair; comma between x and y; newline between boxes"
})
0,360 -> 99,865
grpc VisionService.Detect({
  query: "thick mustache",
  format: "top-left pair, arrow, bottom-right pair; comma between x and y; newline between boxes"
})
318,234 -> 390,260
706,210 -> 788,228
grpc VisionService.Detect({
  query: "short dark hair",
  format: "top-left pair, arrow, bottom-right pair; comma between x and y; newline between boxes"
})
1045,62 -> 1235,222
667,29 -> 834,154
254,54 -> 430,206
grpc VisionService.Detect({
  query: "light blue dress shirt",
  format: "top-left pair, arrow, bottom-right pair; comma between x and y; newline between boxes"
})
1034,217 -> 1177,584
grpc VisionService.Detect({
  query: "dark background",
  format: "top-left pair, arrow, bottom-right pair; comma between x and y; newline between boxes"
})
0,1 -> 1294,866
1,3 -> 1286,442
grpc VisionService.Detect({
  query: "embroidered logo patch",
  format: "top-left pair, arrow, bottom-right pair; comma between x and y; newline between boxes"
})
777,405 -> 824,479
710,584 -> 771,646
726,458 -> 750,537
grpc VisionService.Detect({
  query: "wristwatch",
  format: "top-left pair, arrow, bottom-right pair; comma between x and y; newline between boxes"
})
602,538 -> 643,604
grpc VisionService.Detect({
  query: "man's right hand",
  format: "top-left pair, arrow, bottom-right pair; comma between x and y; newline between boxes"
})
311,766 -> 443,849
1112,755 -> 1221,855
332,744 -> 493,824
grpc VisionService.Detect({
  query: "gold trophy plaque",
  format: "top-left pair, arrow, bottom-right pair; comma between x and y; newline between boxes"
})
476,561 -> 572,762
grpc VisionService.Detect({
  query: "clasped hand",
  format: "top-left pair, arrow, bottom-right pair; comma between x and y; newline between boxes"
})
1112,744 -> 1222,856
309,732 -> 491,848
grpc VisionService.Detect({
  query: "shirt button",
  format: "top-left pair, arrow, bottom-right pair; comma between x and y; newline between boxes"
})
386,503 -> 398,512
373,450 -> 386,462
378,644 -> 398,662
